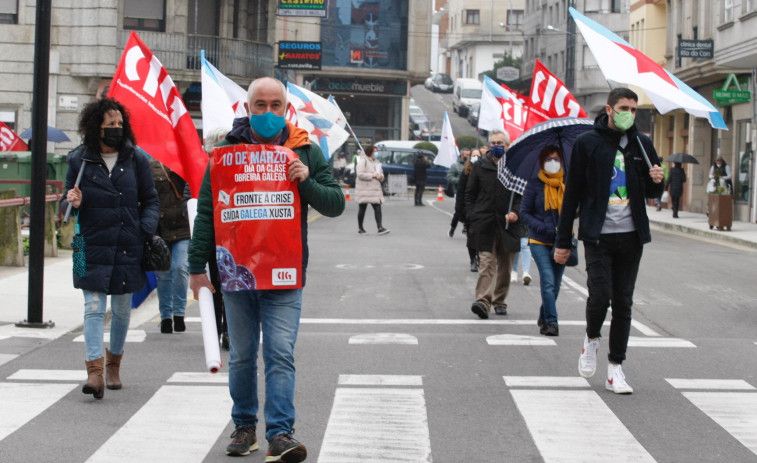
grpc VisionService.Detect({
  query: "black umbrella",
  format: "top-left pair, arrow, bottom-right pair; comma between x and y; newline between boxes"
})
498,117 -> 594,195
666,152 -> 699,164
19,125 -> 71,143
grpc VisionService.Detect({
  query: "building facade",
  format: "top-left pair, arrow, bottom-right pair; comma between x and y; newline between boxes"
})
274,0 -> 432,147
440,0 -> 525,80
0,0 -> 274,155
521,0 -> 629,116
659,0 -> 756,221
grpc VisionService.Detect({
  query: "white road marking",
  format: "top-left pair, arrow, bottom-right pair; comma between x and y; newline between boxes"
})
184,317 -> 202,323
301,318 -> 604,326
683,392 -> 757,456
504,376 -> 590,388
666,379 -> 755,390
630,320 -> 662,337
167,372 -> 229,384
338,375 -> 423,387
627,336 -> 695,348
7,369 -> 86,382
349,333 -> 418,345
86,385 -> 232,463
318,386 -> 432,462
0,353 -> 18,367
510,389 -> 656,462
0,382 -> 78,441
487,334 -> 556,346
73,329 -> 146,343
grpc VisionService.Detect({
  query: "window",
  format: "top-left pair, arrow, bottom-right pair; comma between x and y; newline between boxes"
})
582,45 -> 597,69
187,0 -> 219,36
611,0 -> 621,13
746,0 -> 756,13
124,0 -> 165,32
0,109 -> 17,130
724,0 -> 734,22
465,9 -> 480,25
506,9 -> 524,28
735,120 -> 752,203
0,0 -> 18,24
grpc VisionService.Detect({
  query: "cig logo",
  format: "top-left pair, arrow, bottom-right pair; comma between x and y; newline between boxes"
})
272,268 -> 296,285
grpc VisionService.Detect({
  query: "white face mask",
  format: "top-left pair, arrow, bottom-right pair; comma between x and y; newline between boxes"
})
471,156 -> 480,164
544,159 -> 561,174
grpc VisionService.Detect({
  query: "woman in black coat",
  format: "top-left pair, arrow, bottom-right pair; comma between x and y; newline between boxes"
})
62,98 -> 159,399
667,162 -> 687,218
455,149 -> 481,271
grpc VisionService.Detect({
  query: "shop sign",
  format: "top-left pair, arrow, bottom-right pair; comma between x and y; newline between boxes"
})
677,39 -> 714,59
277,0 -> 327,18
714,73 -> 751,107
278,42 -> 322,70
305,77 -> 407,96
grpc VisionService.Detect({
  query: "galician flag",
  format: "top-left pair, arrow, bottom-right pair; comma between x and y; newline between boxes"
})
108,31 -> 208,197
201,50 -> 247,136
569,7 -> 726,130
478,75 -> 528,141
434,112 -> 458,168
286,82 -> 350,160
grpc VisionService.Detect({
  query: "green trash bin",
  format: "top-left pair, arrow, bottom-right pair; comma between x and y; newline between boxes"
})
0,151 -> 32,198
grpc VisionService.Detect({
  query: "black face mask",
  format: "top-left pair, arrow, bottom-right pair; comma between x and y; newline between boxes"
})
101,127 -> 123,148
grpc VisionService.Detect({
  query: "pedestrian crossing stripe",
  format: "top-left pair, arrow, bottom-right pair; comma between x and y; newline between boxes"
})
86,385 -> 232,463
487,334 -> 556,346
338,374 -> 423,386
665,379 -> 755,390
0,382 -> 78,441
627,336 -> 696,348
167,371 -> 229,383
509,389 -> 657,462
318,375 -> 432,462
72,330 -> 146,343
348,333 -> 418,344
0,353 -> 17,367
504,376 -> 590,388
682,392 -> 757,457
7,369 -> 85,381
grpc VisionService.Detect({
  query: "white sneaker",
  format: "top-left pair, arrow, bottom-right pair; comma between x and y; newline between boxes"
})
578,335 -> 599,378
511,271 -> 518,282
522,272 -> 532,285
606,363 -> 633,394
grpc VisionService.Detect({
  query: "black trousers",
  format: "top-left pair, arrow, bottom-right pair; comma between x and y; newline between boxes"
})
358,203 -> 382,230
414,182 -> 426,205
583,231 -> 643,364
671,195 -> 681,216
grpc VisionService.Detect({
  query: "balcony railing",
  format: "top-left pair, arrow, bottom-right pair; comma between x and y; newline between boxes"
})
118,30 -> 273,79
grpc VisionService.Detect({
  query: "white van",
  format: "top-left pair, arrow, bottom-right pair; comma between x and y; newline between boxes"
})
452,78 -> 483,117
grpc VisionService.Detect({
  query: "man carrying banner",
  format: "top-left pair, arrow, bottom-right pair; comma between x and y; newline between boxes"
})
188,77 -> 344,461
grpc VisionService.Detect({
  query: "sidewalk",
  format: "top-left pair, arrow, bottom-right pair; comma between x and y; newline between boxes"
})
2,207 -> 756,347
645,205 -> 757,250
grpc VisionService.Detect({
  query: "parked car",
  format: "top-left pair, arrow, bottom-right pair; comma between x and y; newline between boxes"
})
467,102 -> 481,126
409,115 -> 431,140
452,78 -> 483,117
374,146 -> 449,195
424,72 -> 454,93
409,104 -> 425,119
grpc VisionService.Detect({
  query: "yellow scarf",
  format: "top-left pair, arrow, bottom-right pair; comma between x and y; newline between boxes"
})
538,169 -> 565,211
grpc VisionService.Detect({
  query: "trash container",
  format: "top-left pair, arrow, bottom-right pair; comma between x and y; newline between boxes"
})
0,151 -> 33,198
0,151 -> 67,198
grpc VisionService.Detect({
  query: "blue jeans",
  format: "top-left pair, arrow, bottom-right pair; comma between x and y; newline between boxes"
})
512,237 -> 532,274
223,288 -> 303,442
530,244 -> 565,325
154,239 -> 189,319
82,291 -> 132,361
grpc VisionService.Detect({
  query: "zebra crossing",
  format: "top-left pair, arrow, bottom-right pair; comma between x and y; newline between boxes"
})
1,365 -> 755,462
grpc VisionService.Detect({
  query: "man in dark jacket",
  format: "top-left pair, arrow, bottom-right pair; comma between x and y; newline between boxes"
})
465,130 -> 524,319
188,77 -> 344,461
666,162 -> 686,218
554,88 -> 664,394
414,152 -> 430,205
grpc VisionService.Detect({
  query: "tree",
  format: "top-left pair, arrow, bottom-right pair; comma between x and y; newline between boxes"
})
483,53 -> 528,94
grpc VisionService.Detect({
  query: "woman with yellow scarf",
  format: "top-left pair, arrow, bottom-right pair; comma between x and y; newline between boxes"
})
519,145 -> 567,336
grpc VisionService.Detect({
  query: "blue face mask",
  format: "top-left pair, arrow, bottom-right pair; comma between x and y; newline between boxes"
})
490,144 -> 506,159
249,112 -> 286,140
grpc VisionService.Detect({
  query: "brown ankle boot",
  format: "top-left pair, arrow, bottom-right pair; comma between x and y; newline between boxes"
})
83,357 -> 104,399
105,349 -> 123,390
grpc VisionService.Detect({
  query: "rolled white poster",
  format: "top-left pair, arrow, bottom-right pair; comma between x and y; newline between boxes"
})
199,286 -> 222,373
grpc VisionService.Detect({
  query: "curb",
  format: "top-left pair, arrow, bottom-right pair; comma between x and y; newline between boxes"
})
649,219 -> 757,250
